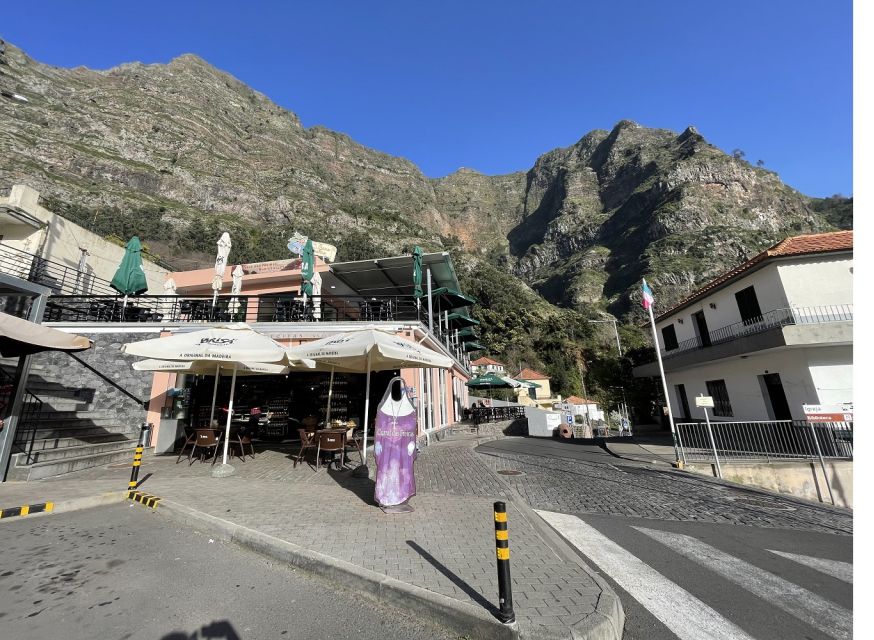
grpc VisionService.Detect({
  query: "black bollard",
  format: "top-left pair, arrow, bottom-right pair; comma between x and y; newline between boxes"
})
493,501 -> 515,624
127,423 -> 151,493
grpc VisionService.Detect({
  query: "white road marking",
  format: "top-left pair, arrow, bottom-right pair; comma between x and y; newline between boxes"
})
535,510 -> 756,640
636,527 -> 853,640
767,549 -> 853,584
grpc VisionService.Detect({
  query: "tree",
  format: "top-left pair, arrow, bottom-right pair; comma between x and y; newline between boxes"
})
756,159 -> 765,168
731,149 -> 746,160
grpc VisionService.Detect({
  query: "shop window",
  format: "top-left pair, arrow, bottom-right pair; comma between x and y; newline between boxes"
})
661,324 -> 679,351
705,379 -> 733,417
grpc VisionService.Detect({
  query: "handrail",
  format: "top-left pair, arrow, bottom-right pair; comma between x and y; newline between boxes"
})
0,243 -> 116,296
66,352 -> 145,408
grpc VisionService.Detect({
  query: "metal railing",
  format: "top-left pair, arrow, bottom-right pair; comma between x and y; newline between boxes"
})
676,419 -> 853,463
0,243 -> 116,296
663,305 -> 853,358
469,406 -> 526,425
0,367 -> 44,465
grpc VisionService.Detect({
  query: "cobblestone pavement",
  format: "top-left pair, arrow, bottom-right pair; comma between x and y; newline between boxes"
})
475,438 -> 853,536
0,433 -> 612,638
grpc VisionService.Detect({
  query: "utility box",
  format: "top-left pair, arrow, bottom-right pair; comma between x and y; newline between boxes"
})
156,418 -> 185,455
525,407 -> 562,437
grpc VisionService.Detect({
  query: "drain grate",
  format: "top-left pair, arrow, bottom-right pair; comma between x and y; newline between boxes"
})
497,469 -> 525,476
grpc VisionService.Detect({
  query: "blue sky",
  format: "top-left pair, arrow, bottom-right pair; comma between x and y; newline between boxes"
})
2,0 -> 852,196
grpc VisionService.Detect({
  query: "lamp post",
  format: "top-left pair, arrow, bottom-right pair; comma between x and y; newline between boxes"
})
588,318 -> 630,434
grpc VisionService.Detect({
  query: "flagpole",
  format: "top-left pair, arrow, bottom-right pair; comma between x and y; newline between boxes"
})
644,281 -> 680,464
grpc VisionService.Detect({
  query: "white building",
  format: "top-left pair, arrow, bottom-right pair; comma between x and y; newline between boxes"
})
0,184 -> 168,294
560,395 -> 605,422
471,356 -> 507,376
633,231 -> 853,422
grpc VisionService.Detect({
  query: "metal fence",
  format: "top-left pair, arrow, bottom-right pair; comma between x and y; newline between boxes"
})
676,419 -> 853,463
0,243 -> 116,296
0,367 -> 44,465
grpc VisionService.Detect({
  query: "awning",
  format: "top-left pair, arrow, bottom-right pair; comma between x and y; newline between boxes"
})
462,341 -> 486,352
513,379 -> 542,389
431,287 -> 477,309
447,312 -> 480,328
0,312 -> 92,357
457,328 -> 480,343
327,252 -> 462,297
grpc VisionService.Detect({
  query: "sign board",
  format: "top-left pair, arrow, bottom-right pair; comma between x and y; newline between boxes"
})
802,403 -> 853,423
695,395 -> 714,408
287,233 -> 338,263
241,259 -> 298,275
566,413 -> 573,425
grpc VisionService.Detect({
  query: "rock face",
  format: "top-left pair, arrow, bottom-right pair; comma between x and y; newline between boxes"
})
0,41 -> 850,318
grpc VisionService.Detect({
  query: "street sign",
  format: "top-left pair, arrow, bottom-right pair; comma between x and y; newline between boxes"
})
566,413 -> 573,425
802,403 -> 853,422
695,395 -> 714,408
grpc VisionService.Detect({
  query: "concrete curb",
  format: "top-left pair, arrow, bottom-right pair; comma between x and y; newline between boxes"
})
155,498 -> 517,640
0,490 -> 127,523
506,488 -> 625,640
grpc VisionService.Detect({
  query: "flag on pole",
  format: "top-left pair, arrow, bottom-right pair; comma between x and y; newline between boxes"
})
641,279 -> 654,310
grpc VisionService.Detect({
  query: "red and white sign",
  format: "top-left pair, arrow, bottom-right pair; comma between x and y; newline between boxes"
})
802,403 -> 853,423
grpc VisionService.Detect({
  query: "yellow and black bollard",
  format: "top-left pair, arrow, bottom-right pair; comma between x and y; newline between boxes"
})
493,501 -> 515,624
127,423 -> 152,494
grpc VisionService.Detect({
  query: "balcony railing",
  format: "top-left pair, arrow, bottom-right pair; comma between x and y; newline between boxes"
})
0,243 -> 116,296
663,305 -> 853,359
43,293 -> 473,369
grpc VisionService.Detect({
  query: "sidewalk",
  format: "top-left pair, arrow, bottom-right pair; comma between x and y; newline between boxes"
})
0,432 -> 623,640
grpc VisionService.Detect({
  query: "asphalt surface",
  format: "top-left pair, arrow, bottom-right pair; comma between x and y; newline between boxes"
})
0,504 -> 460,640
476,437 -> 853,640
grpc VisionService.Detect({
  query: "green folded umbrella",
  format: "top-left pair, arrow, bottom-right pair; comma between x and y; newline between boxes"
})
110,236 -> 148,296
457,327 -> 479,342
465,372 -> 517,389
300,239 -> 314,297
412,246 -> 424,299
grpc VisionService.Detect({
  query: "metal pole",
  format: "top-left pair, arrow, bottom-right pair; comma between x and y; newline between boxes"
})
808,422 -> 835,505
702,403 -> 722,478
221,364 -> 238,466
325,366 -> 335,424
208,364 -> 220,428
493,501 -> 515,624
426,268 -> 434,334
646,300 -> 680,463
362,352 -> 372,466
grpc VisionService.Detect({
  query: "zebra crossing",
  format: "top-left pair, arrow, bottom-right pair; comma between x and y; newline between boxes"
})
536,510 -> 852,640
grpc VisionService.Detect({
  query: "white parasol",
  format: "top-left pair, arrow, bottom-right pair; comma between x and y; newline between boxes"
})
122,324 -> 301,475
163,276 -> 178,320
284,328 -> 452,467
229,264 -> 244,319
212,232 -> 232,307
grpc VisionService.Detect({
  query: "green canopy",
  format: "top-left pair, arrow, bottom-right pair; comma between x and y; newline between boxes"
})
456,327 -> 479,341
513,378 -> 542,389
110,236 -> 148,296
412,246 -> 424,299
447,312 -> 480,328
300,239 -> 314,297
462,341 -> 486,352
465,372 -> 517,389
431,287 -> 476,309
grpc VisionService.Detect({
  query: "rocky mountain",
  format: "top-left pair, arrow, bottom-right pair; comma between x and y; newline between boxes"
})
0,39 -> 851,324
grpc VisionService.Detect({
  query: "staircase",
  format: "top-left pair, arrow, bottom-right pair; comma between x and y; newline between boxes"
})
4,362 -> 142,481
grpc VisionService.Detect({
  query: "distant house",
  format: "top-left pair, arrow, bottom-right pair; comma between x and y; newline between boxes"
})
471,356 -> 506,376
633,231 -> 853,422
515,368 -> 553,407
561,395 -> 604,422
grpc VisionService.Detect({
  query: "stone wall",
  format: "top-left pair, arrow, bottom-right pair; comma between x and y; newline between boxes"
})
31,331 -> 160,431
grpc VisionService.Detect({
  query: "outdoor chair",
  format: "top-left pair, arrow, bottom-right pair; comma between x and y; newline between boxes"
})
225,431 -> 256,462
176,429 -> 198,464
315,430 -> 345,470
189,428 -> 222,465
344,424 -> 363,464
294,428 -> 316,468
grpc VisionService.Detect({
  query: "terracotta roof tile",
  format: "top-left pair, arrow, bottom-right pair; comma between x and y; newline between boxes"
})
518,368 -> 550,380
655,231 -> 853,322
472,356 -> 504,366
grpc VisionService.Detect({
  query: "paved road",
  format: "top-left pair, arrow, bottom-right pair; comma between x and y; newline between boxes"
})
476,437 -> 853,640
0,504 -> 459,640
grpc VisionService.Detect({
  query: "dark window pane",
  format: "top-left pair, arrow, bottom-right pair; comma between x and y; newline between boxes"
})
661,324 -> 679,351
705,379 -> 733,417
735,286 -> 763,325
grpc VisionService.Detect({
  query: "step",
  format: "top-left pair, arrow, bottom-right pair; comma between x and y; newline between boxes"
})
16,432 -> 131,451
27,410 -> 115,422
22,424 -> 140,441
7,445 -> 140,481
24,416 -> 126,430
14,439 -> 136,464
